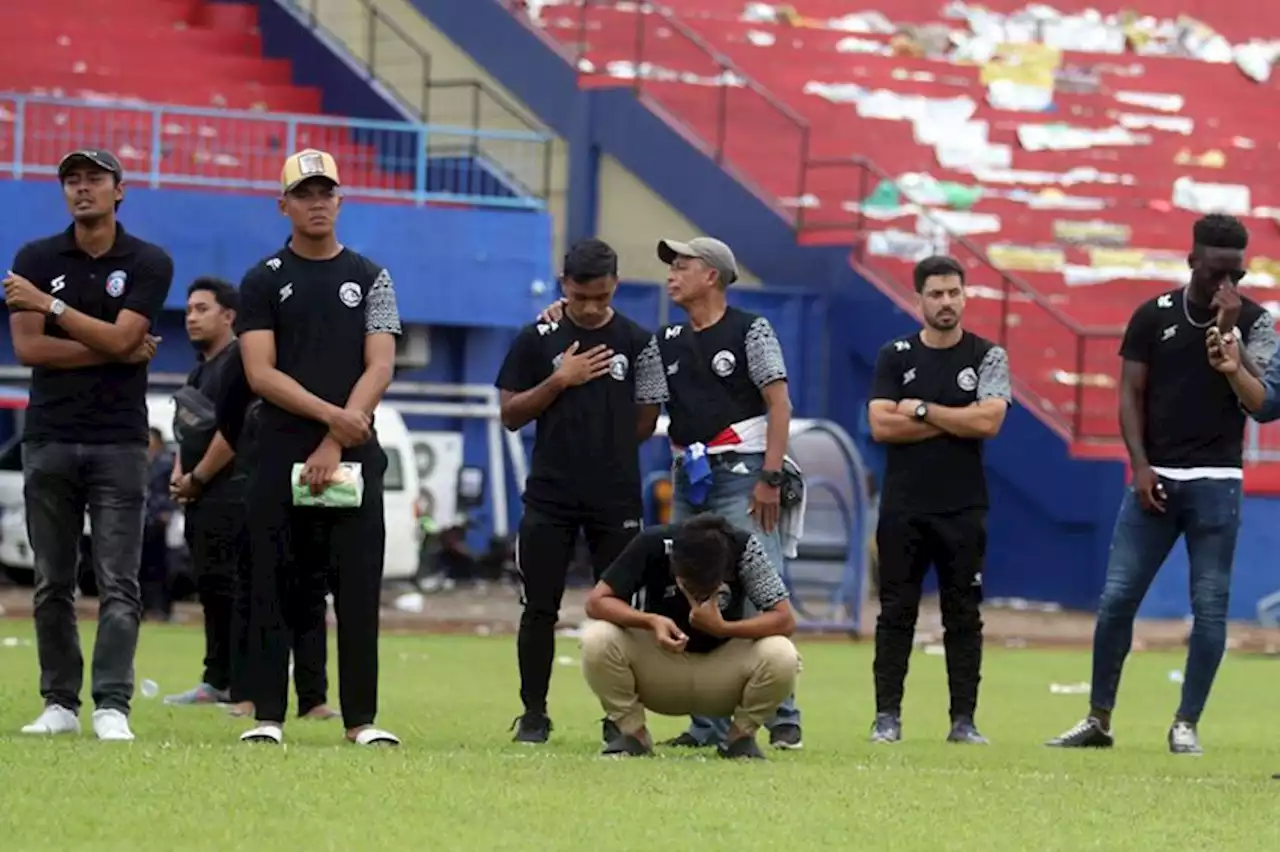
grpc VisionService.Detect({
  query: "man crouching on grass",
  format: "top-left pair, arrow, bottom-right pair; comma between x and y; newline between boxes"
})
580,515 -> 800,760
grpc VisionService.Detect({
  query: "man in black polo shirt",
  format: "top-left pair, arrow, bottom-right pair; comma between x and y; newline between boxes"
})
236,148 -> 402,747
498,238 -> 665,744
4,148 -> 173,741
1049,214 -> 1275,755
867,254 -> 1011,746
581,514 -> 799,759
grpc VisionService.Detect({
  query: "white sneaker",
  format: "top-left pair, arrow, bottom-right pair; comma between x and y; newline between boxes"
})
92,709 -> 135,741
20,704 -> 80,735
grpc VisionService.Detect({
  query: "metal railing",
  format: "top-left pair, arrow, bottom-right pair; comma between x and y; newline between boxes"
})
285,0 -> 554,201
0,93 -> 550,209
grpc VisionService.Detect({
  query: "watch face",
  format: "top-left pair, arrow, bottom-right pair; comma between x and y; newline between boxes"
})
916,404 -> 928,417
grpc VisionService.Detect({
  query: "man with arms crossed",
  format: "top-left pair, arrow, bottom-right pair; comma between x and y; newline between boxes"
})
867,255 -> 1010,745
5,148 -> 172,740
1049,214 -> 1274,755
237,149 -> 401,746
581,515 -> 800,759
498,238 -> 665,744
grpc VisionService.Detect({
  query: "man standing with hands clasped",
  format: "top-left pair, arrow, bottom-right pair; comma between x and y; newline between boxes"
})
867,255 -> 1010,746
1049,214 -> 1275,755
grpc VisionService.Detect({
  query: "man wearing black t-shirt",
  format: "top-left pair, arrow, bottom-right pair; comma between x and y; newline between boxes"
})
6,148 -> 172,741
867,255 -> 1011,746
581,515 -> 799,759
236,149 -> 402,747
497,238 -> 666,744
1049,214 -> 1275,755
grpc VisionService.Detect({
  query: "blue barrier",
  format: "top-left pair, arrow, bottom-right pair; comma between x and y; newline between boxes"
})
0,92 -> 551,209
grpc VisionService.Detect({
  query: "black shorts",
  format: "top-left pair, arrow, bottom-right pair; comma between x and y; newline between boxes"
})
515,505 -> 641,613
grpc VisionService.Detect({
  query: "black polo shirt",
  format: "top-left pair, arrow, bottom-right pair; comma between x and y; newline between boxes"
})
213,345 -> 261,479
10,224 -> 173,444
180,339 -> 245,502
870,330 -> 1011,515
599,523 -> 790,654
495,311 -> 665,519
652,307 -> 788,448
237,245 -> 402,464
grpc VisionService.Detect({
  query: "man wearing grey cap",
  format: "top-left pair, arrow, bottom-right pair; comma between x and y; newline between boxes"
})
540,235 -> 804,750
4,148 -> 173,741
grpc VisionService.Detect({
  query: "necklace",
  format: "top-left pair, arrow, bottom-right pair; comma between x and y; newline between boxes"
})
1181,286 -> 1213,329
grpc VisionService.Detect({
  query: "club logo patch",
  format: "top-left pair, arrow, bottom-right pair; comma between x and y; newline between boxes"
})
609,353 -> 629,381
957,367 -> 978,392
552,352 -> 564,371
105,270 -> 127,298
338,281 -> 362,308
711,349 -> 736,377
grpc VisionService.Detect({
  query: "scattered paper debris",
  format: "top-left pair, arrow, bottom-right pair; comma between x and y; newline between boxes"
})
1049,682 -> 1090,695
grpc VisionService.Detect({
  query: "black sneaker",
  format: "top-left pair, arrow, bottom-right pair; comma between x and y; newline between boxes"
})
870,712 -> 902,744
510,712 -> 552,744
769,724 -> 803,750
602,732 -> 653,757
1046,717 -> 1114,748
1167,721 -> 1203,755
601,717 -> 621,746
719,736 -> 766,760
661,731 -> 712,748
946,717 -> 989,745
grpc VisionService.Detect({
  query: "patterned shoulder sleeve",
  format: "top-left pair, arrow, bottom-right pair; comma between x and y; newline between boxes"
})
745,316 -> 788,389
365,267 -> 403,336
739,534 -> 789,610
976,344 -> 1012,403
1246,310 -> 1277,370
633,333 -> 670,405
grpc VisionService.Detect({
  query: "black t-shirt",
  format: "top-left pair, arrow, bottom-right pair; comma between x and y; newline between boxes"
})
599,523 -> 790,653
1120,288 -> 1276,468
180,340 -> 246,502
495,311 -> 666,517
653,307 -> 788,447
870,331 -> 1011,515
213,346 -> 260,476
238,246 -> 402,463
11,224 -> 173,444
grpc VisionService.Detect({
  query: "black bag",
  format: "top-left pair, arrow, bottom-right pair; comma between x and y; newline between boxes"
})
172,384 -> 219,462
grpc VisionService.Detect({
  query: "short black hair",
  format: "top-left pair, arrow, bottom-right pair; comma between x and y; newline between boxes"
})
670,515 -> 738,597
563,238 -> 618,283
187,277 -> 239,312
912,255 -> 965,293
1193,214 -> 1248,251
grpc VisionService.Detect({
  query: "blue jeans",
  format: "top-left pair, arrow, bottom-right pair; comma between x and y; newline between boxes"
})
1091,477 -> 1241,724
672,452 -> 802,744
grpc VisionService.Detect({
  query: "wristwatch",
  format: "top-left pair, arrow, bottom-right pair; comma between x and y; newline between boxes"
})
759,469 -> 784,488
48,298 -> 66,318
914,402 -> 929,421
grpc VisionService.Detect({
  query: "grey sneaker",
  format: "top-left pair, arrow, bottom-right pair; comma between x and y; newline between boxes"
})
1168,721 -> 1203,755
870,712 -> 902,744
946,717 -> 989,745
1047,717 -> 1114,748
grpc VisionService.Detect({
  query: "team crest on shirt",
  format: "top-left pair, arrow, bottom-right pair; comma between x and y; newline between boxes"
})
552,352 -> 564,371
957,367 -> 978,392
711,349 -> 736,377
338,282 -> 362,308
609,353 -> 629,381
105,270 -> 127,298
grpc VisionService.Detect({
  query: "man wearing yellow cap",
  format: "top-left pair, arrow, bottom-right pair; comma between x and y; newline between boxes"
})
235,149 -> 403,747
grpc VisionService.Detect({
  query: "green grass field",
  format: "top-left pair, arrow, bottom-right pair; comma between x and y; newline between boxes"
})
1,621 -> 1278,851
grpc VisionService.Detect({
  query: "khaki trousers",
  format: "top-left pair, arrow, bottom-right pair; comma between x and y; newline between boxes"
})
579,619 -> 801,737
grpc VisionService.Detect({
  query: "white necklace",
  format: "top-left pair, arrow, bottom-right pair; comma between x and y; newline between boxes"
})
1181,286 -> 1213,329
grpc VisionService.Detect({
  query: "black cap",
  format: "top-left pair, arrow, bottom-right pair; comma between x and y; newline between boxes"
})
57,149 -> 124,181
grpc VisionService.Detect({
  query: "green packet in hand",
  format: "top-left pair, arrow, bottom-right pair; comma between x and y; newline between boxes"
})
291,462 -> 365,508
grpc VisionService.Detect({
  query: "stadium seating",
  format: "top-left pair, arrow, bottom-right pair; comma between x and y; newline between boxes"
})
517,0 -> 1280,447
0,0 -> 408,192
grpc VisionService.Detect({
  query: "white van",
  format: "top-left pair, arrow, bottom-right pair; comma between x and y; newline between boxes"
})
0,396 -> 421,583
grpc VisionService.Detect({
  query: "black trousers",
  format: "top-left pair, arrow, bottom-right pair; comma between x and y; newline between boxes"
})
246,455 -> 386,729
516,506 -> 639,714
186,500 -> 242,693
873,507 -> 986,720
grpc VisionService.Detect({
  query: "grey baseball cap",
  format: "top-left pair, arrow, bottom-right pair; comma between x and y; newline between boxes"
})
657,236 -> 739,285
58,148 -> 124,180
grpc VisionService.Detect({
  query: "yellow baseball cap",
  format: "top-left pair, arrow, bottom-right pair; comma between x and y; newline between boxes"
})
280,148 -> 341,194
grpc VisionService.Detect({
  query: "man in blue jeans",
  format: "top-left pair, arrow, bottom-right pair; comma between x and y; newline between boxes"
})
1048,214 -> 1275,755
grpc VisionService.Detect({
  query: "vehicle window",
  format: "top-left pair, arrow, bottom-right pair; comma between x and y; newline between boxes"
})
384,448 -> 405,491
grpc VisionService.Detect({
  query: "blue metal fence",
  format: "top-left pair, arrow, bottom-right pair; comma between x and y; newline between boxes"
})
0,93 -> 550,209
